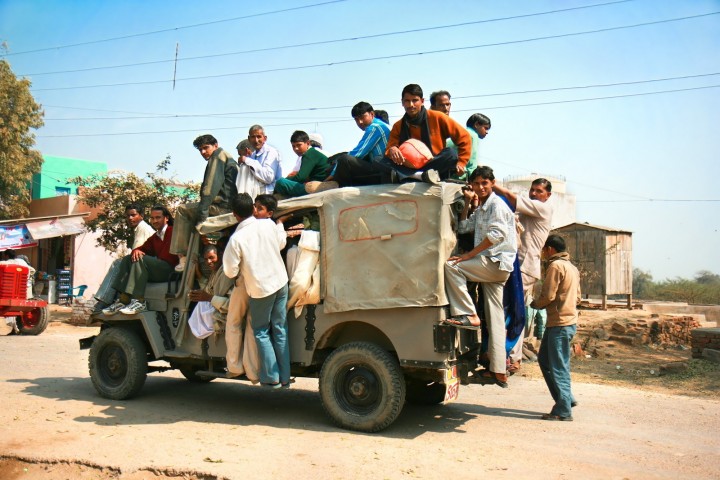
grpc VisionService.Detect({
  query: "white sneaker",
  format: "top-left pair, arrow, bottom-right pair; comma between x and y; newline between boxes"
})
174,256 -> 186,272
102,301 -> 127,315
120,299 -> 147,315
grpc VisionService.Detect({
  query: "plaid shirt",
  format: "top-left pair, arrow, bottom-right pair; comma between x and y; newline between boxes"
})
458,192 -> 517,272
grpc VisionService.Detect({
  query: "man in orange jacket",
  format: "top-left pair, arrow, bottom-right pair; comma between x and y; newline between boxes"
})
378,83 -> 471,184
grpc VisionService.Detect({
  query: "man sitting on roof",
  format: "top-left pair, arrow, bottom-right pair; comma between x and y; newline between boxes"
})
273,131 -> 329,199
376,83 -> 471,184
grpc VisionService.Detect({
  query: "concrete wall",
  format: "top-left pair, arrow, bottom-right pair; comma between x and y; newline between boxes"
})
31,155 -> 107,200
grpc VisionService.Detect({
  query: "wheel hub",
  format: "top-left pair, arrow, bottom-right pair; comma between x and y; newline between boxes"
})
342,367 -> 379,409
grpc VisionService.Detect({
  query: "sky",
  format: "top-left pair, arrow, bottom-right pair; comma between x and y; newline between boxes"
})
1,0 -> 718,281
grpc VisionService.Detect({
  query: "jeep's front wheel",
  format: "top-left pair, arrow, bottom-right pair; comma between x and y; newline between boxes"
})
89,328 -> 147,400
319,342 -> 406,433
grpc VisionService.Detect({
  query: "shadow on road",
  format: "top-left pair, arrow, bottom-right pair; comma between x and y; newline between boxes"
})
7,375 -> 542,438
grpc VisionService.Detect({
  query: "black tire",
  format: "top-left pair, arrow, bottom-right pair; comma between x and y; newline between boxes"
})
89,328 -> 148,400
16,303 -> 49,335
406,380 -> 446,405
178,365 -> 214,383
319,342 -> 406,433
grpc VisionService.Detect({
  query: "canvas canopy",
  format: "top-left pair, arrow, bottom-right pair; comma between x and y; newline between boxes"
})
277,183 -> 463,313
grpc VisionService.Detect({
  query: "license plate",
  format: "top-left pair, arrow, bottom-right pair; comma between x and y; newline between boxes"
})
443,365 -> 460,403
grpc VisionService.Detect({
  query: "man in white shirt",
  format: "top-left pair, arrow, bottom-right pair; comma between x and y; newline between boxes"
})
493,178 -> 554,372
223,193 -> 289,388
239,125 -> 283,194
93,204 -> 156,312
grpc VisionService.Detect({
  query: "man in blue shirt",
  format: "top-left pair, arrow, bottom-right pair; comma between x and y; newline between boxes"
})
329,102 -> 390,187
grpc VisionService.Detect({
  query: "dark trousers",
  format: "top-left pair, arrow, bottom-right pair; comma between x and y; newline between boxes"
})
111,255 -> 173,298
376,147 -> 458,183
333,153 -> 383,187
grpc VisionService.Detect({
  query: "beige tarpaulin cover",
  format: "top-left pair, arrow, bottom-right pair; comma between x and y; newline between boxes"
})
196,183 -> 463,314
277,182 -> 463,314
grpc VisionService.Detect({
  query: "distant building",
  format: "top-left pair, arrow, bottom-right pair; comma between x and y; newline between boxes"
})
31,155 -> 107,199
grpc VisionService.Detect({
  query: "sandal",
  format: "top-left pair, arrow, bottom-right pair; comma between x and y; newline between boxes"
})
441,315 -> 482,330
473,370 -> 509,388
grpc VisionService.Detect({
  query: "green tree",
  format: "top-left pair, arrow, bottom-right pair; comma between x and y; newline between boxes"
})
0,59 -> 44,219
69,156 -> 199,252
694,270 -> 720,285
632,268 -> 654,298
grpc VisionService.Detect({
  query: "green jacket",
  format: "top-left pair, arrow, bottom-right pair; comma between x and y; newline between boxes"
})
293,148 -> 329,184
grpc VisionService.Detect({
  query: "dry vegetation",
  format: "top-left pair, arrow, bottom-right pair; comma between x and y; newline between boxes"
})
518,307 -> 720,397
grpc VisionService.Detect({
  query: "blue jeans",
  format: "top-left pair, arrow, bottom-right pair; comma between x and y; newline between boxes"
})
248,285 -> 290,385
538,324 -> 576,418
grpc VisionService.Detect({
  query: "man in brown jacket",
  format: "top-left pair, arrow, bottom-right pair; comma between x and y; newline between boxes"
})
531,234 -> 581,421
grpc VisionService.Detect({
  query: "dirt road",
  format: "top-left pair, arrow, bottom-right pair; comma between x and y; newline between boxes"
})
1,322 -> 718,480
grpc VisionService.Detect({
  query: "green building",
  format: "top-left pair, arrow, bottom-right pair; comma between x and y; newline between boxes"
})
31,155 -> 107,200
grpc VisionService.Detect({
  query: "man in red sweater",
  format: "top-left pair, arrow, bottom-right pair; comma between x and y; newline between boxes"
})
379,83 -> 471,183
103,205 -> 179,315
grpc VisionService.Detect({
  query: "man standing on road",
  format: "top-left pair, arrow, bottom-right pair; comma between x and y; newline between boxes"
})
531,234 -> 580,421
493,178 -> 553,373
223,193 -> 290,388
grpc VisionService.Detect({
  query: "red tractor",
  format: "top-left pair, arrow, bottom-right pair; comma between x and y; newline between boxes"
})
0,264 -> 49,335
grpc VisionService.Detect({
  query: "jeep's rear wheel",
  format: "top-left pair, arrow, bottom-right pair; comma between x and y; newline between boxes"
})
406,380 -> 446,405
89,328 -> 147,400
16,302 -> 49,335
319,342 -> 406,433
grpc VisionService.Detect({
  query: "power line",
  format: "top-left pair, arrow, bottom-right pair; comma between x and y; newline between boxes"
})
37,84 -> 720,138
17,0 -> 633,76
451,84 -> 720,113
41,72 -> 720,121
2,1 -> 348,57
30,11 -> 720,92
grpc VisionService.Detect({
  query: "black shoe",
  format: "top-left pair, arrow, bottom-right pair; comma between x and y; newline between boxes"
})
421,169 -> 441,185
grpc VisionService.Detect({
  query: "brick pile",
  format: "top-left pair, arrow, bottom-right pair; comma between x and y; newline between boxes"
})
690,327 -> 720,360
580,315 -> 702,357
70,297 -> 95,326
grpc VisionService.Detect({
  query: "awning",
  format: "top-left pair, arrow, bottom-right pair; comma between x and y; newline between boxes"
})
25,216 -> 86,240
0,225 -> 38,250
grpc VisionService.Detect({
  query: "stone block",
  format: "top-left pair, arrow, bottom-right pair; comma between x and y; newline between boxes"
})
659,361 -> 688,375
611,322 -> 627,334
593,328 -> 610,341
702,349 -> 720,364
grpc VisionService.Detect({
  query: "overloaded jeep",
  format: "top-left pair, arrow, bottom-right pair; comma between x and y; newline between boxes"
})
81,182 -> 487,432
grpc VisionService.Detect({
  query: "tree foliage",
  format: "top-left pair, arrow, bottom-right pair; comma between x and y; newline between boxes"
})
69,156 -> 199,252
632,268 -> 654,298
0,59 -> 44,220
633,268 -> 720,305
